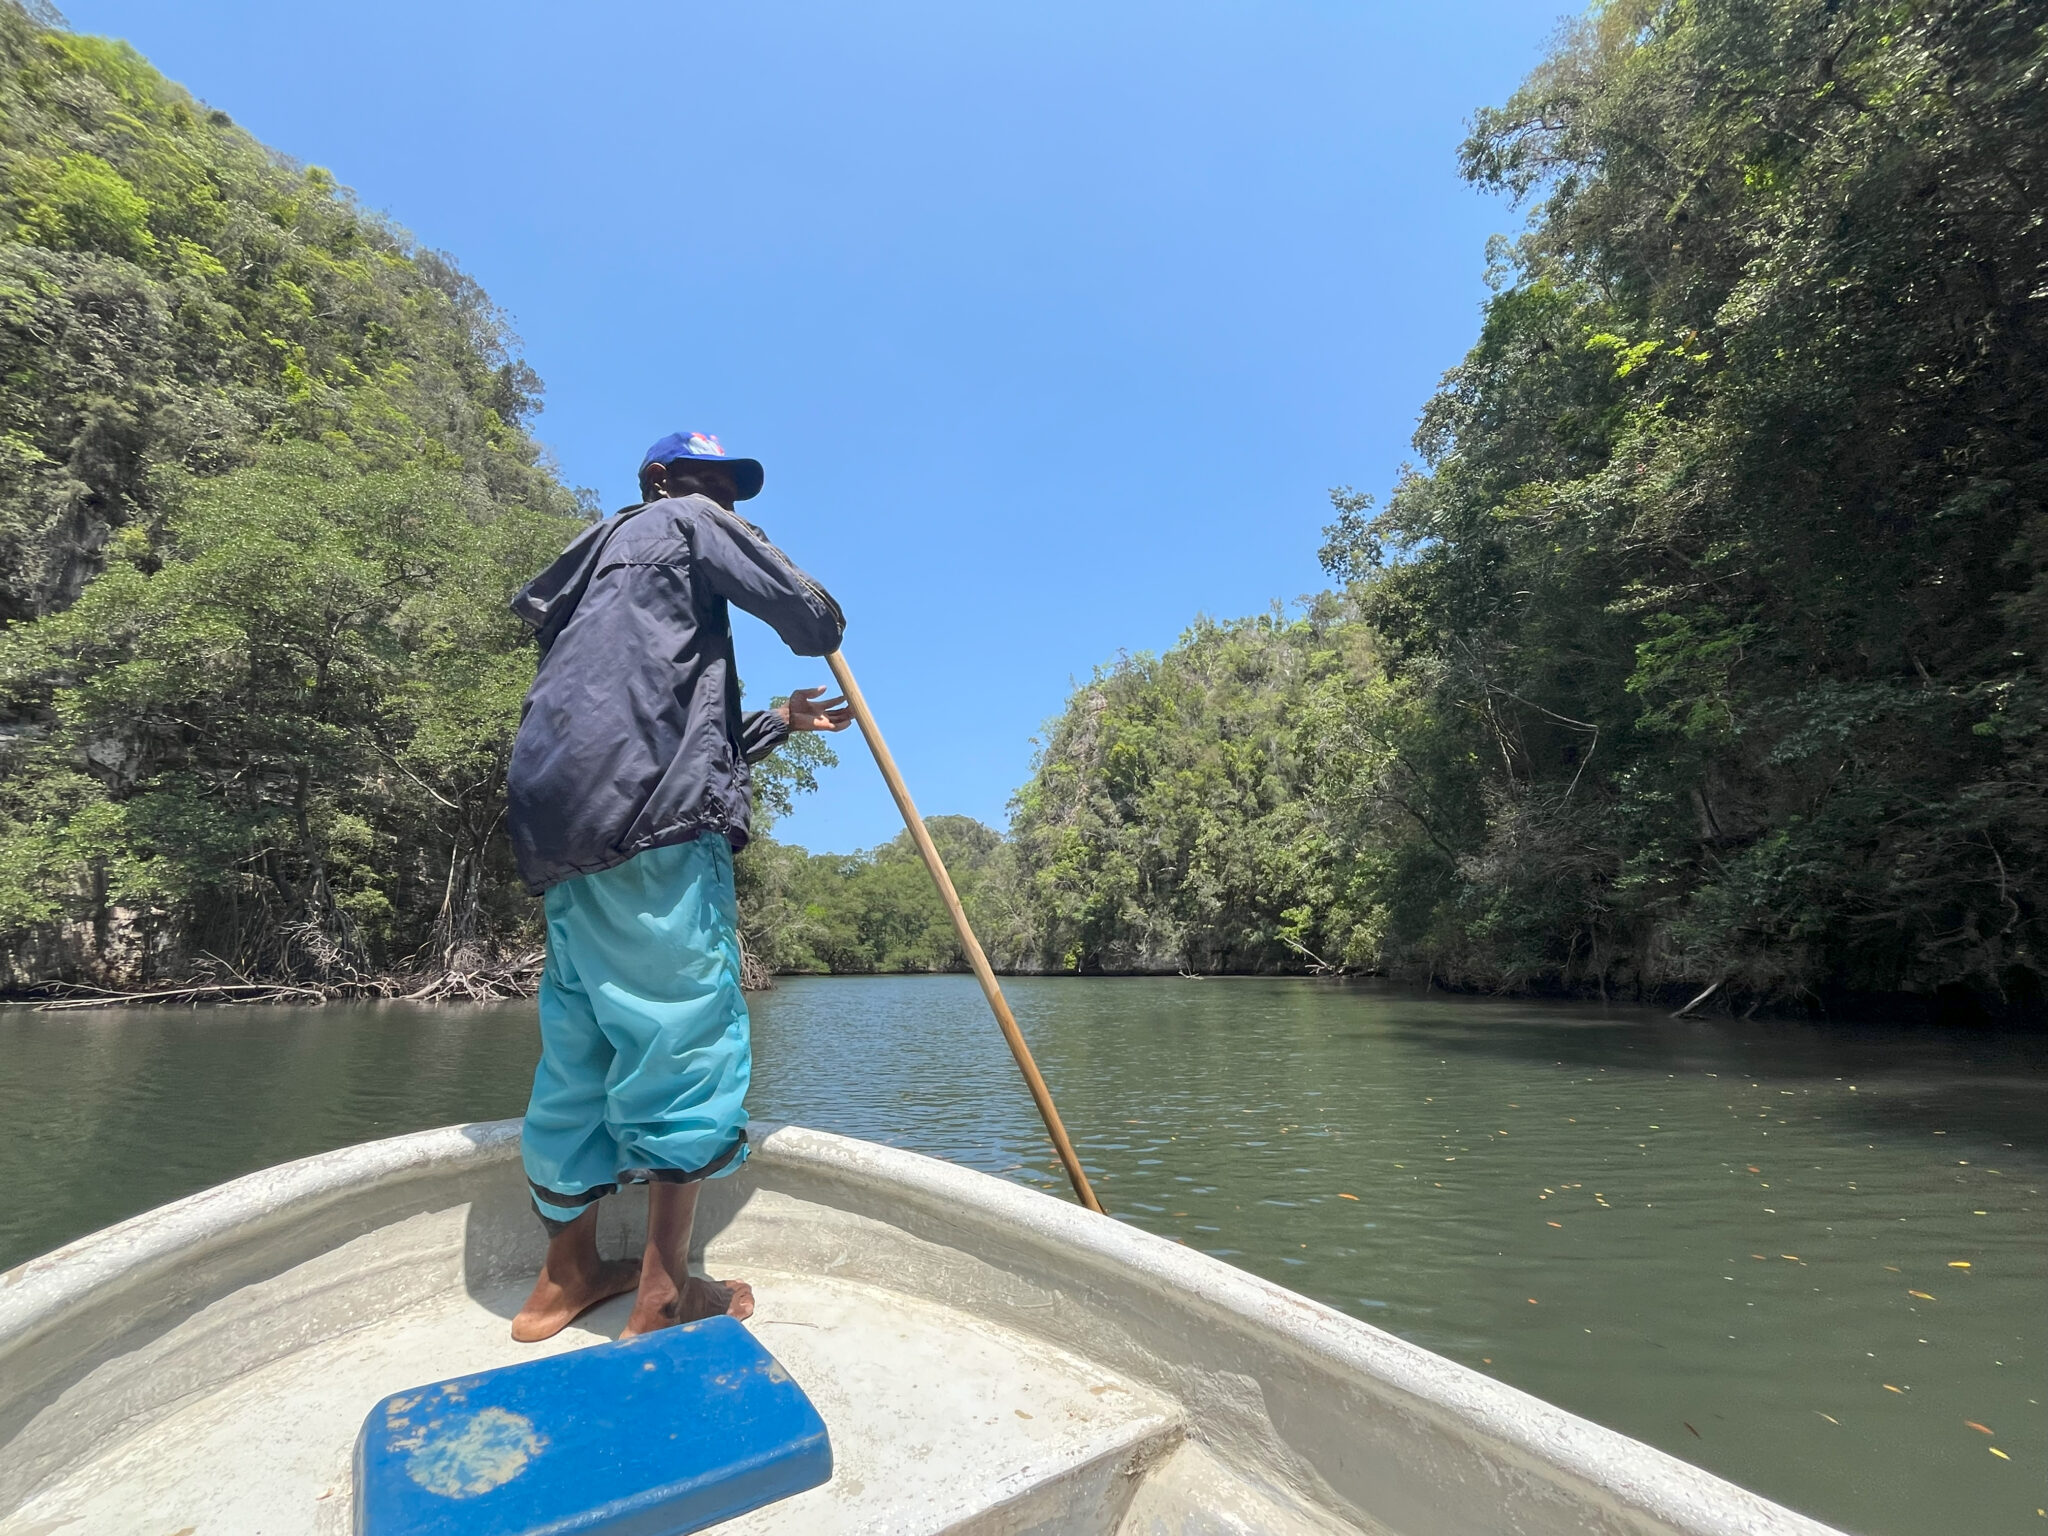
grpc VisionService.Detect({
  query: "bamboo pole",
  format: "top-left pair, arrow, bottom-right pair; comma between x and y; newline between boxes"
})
824,650 -> 1105,1214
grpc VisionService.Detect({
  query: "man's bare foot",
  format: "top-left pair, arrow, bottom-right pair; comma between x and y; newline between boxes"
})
620,1275 -> 755,1338
511,1256 -> 641,1343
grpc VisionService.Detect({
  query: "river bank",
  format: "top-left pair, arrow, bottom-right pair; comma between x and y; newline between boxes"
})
0,951 -> 547,1010
12,965 -> 2034,1031
0,927 -> 795,1006
9,961 -> 2038,1030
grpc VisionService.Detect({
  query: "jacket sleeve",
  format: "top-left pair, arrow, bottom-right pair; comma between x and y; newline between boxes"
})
688,502 -> 846,657
739,708 -> 792,764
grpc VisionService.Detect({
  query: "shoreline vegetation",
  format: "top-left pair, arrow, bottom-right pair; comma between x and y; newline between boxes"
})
1,2 -> 2042,1024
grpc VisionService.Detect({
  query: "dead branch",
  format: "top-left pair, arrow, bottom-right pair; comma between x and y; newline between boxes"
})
5,982 -> 330,1011
1278,933 -> 1344,976
1671,979 -> 1722,1018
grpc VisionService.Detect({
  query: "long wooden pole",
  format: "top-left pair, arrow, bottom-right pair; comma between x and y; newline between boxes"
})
824,650 -> 1105,1214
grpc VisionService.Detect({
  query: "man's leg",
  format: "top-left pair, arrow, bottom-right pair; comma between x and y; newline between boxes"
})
513,906 -> 639,1342
580,835 -> 756,1334
511,1205 -> 642,1343
621,1182 -> 756,1337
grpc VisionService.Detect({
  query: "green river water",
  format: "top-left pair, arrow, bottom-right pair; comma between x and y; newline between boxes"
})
0,976 -> 2040,1534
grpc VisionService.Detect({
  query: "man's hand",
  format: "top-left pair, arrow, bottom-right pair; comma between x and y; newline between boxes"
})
777,686 -> 853,733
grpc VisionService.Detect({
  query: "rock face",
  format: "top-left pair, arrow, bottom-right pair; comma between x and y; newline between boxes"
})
0,906 -> 168,991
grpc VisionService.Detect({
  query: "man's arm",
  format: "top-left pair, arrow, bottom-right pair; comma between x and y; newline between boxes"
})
738,708 -> 791,763
687,503 -> 845,656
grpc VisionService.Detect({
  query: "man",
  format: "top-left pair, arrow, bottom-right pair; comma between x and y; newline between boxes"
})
502,430 -> 849,1342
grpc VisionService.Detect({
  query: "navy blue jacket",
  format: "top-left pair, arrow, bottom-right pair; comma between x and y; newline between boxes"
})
506,495 -> 845,894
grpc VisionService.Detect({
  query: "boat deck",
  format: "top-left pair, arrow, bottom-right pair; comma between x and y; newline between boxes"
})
0,1122 -> 1850,1536
1,1269 -> 1187,1536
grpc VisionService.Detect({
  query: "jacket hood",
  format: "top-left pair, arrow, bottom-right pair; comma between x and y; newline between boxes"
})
511,509 -> 639,651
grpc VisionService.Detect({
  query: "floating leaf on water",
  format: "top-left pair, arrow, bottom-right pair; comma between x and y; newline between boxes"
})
1966,1421 -> 1995,1435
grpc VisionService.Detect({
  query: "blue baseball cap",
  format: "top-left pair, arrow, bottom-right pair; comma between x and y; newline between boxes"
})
639,431 -> 764,501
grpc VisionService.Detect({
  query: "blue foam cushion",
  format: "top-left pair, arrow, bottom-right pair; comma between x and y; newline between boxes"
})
353,1316 -> 831,1536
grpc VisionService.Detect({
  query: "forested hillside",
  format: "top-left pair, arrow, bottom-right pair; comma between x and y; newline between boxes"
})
1007,0 -> 2047,1014
0,7 -> 585,987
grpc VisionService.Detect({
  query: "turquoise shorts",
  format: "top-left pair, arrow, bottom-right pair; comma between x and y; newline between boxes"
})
520,833 -> 751,1226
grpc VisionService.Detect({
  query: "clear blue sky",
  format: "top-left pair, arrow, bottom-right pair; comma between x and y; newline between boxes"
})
67,0 -> 1560,853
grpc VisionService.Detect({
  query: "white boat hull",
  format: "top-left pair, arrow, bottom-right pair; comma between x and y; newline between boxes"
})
0,1122 -> 1845,1535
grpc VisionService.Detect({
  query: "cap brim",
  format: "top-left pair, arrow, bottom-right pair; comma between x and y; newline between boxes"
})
644,455 -> 765,501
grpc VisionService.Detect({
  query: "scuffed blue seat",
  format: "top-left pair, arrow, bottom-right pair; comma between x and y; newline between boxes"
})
355,1316 -> 831,1536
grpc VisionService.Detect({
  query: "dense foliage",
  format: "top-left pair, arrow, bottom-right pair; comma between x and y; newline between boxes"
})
737,815 -> 1014,976
0,7 -> 585,985
1011,0 -> 2047,1012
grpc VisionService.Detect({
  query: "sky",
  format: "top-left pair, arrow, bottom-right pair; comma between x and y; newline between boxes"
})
65,0 -> 1563,853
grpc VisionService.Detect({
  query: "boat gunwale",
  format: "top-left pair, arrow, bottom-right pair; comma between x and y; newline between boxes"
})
0,1119 -> 520,1355
0,1119 -> 1845,1536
